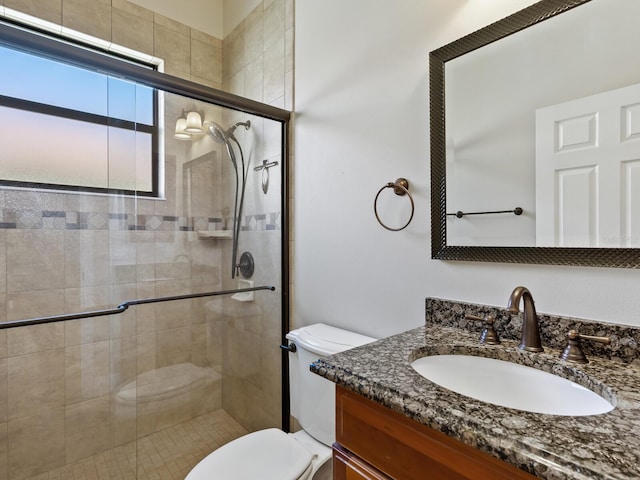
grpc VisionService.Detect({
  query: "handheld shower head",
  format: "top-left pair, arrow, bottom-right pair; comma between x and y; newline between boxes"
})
206,120 -> 250,143
206,121 -> 229,144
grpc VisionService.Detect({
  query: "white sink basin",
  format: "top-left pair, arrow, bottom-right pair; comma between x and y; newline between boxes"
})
411,355 -> 613,416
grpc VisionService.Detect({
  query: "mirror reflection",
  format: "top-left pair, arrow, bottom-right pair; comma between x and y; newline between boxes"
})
445,0 -> 640,248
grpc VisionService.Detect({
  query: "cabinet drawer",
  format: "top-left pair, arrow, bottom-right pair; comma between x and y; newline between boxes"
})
335,385 -> 535,480
334,443 -> 392,480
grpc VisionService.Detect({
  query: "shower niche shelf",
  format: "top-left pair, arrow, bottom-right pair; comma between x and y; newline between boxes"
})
198,231 -> 233,240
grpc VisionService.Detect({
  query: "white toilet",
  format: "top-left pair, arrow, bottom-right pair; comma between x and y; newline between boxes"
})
184,323 -> 376,480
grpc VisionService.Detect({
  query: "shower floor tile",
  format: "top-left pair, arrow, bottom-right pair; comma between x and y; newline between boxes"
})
26,409 -> 248,480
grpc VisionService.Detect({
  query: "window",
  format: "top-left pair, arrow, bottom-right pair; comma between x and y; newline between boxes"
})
0,21 -> 159,196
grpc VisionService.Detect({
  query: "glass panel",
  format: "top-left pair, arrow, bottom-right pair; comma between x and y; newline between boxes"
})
0,43 -> 109,115
0,105 -> 109,186
1,78 -> 284,480
0,43 -> 156,195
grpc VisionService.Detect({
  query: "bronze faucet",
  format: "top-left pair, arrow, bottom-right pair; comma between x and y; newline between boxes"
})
507,286 -> 543,352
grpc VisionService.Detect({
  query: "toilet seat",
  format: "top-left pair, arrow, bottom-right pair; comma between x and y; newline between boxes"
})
185,428 -> 314,480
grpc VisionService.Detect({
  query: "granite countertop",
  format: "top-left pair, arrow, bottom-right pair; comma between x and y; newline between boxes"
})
311,324 -> 640,479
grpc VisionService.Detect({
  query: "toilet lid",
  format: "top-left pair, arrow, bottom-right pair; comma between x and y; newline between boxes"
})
185,428 -> 314,480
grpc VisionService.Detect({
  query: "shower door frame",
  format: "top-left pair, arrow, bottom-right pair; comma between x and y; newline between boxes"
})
0,19 -> 292,432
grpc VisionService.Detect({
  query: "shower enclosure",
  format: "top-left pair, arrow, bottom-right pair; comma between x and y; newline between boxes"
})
0,17 -> 289,480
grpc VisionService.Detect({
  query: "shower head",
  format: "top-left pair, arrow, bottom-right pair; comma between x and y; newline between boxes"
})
206,121 -> 229,144
206,120 -> 251,144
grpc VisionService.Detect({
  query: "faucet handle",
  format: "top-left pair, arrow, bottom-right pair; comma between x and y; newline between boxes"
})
465,314 -> 501,345
559,329 -> 611,364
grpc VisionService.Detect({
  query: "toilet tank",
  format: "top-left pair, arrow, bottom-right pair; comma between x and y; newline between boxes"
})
286,323 -> 376,446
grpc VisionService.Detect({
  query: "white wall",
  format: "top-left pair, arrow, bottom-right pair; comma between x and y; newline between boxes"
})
294,0 -> 640,339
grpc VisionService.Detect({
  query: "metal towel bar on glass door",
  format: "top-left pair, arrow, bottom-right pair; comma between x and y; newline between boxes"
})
0,285 -> 276,330
374,178 -> 415,231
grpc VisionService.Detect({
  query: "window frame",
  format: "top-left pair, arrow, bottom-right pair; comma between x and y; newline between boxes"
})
0,18 -> 160,197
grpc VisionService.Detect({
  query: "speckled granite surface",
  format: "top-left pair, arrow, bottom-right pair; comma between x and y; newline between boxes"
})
311,298 -> 640,479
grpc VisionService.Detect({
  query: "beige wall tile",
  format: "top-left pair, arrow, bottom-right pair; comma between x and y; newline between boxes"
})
190,323 -> 208,366
64,230 -> 110,288
65,341 -> 110,404
225,69 -> 245,97
285,68 -> 294,110
112,7 -> 154,56
0,421 -> 6,480
110,336 -> 136,393
135,231 -> 156,282
156,326 -> 191,367
64,286 -> 110,317
190,76 -> 222,91
64,317 -> 110,346
285,0 -> 294,30
8,349 -> 64,420
111,0 -> 153,21
111,395 -> 136,447
263,38 -> 285,104
191,28 -> 222,48
136,333 -> 156,375
191,377 -> 222,416
109,230 -> 137,284
4,190 -> 65,213
224,24 -> 245,80
153,12 -> 190,36
136,306 -> 156,334
108,280 -> 133,307
0,330 -> 6,359
65,194 -> 110,214
6,230 -> 64,293
263,0 -> 285,51
65,396 -> 111,464
6,289 -> 65,321
0,359 -> 6,423
205,319 -> 223,367
5,0 -> 62,24
7,323 -> 64,357
7,408 -> 65,480
154,23 -> 191,78
191,38 -> 223,85
155,298 -> 191,332
244,5 -> 263,66
62,0 -> 111,40
0,230 -> 6,294
244,57 -> 264,102
285,26 -> 294,73
110,311 -> 136,340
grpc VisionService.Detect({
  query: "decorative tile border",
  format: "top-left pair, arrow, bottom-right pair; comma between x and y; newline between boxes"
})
0,209 -> 281,232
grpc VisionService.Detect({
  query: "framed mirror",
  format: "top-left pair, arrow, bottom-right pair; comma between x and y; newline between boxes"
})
430,0 -> 640,268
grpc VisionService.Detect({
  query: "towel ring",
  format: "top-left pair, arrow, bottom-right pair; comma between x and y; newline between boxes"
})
374,178 -> 415,231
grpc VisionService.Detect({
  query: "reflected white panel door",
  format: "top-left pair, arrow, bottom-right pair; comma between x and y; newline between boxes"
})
536,83 -> 640,247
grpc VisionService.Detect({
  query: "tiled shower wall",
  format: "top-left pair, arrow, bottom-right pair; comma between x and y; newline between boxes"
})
219,0 -> 294,432
0,0 -> 292,478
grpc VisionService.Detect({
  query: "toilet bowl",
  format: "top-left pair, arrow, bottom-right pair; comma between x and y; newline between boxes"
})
185,323 -> 376,480
184,428 -> 330,480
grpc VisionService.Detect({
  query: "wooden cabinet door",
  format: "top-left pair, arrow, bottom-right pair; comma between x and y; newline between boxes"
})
335,386 -> 536,480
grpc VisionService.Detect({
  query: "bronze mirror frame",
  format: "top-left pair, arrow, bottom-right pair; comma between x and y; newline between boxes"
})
430,0 -> 640,268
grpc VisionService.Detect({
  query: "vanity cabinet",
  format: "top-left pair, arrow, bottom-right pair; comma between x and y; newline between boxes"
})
333,386 -> 536,480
